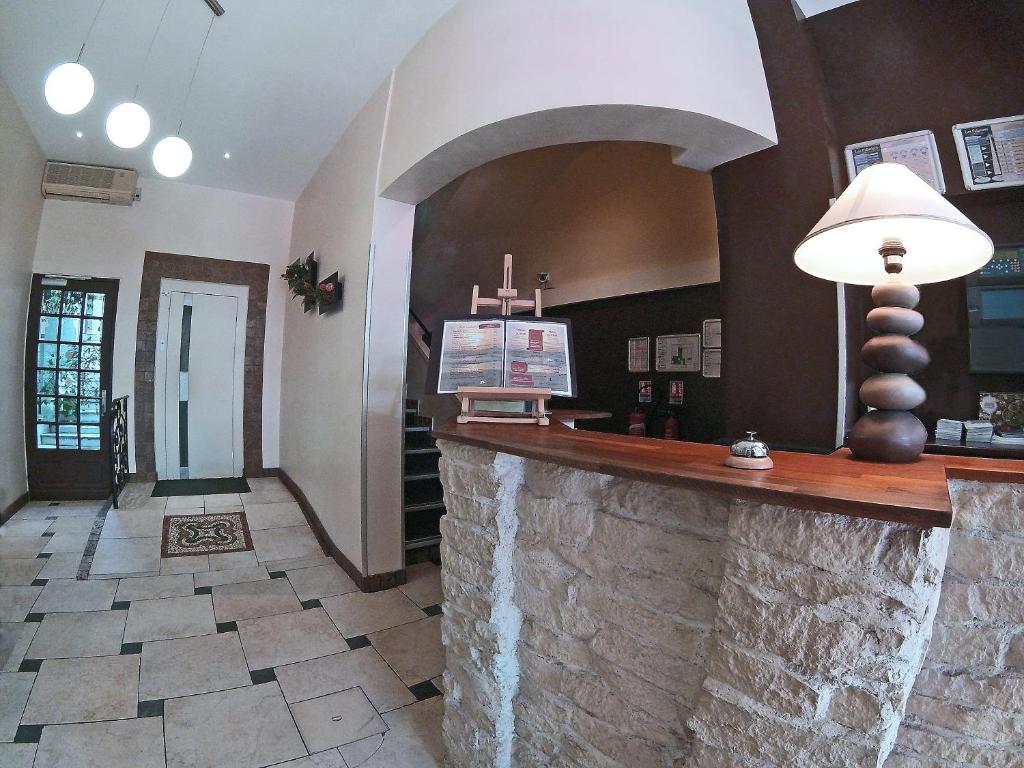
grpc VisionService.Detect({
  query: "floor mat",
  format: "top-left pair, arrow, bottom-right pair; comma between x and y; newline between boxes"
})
152,477 -> 251,497
162,511 -> 254,557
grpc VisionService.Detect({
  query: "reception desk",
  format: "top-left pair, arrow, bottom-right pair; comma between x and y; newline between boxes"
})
432,419 -> 1024,767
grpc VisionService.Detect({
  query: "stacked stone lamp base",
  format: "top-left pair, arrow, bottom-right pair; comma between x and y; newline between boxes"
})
848,283 -> 930,463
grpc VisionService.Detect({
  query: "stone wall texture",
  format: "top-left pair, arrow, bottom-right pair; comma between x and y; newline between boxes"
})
436,442 -> 1020,768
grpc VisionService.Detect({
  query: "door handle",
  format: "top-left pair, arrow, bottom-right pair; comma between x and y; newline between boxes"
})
101,390 -> 108,417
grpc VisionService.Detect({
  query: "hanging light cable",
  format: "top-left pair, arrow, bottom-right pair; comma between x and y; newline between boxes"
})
153,12 -> 215,178
106,0 -> 173,149
44,0 -> 106,115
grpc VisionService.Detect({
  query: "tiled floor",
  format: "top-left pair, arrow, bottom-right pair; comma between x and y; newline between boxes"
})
0,478 -> 445,767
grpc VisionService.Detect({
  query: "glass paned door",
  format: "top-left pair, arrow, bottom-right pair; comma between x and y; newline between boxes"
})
25,276 -> 118,500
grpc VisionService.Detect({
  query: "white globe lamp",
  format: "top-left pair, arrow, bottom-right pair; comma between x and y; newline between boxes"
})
152,136 -> 193,178
44,63 -> 94,115
105,102 -> 151,149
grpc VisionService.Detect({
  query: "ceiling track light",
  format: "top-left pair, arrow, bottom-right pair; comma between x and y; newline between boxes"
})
43,0 -> 105,115
203,0 -> 226,17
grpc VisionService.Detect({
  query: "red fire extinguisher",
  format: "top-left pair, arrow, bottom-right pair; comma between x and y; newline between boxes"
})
664,411 -> 679,440
628,408 -> 646,437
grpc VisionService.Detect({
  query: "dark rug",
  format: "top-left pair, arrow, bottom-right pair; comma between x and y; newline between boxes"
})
162,511 -> 254,558
152,478 -> 251,497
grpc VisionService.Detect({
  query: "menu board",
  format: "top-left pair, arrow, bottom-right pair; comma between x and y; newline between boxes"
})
436,320 -> 505,391
954,115 -> 1024,190
504,320 -> 572,395
845,130 -> 945,193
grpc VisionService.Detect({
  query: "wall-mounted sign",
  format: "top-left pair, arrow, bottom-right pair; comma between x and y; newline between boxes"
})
628,337 -> 650,372
655,334 -> 700,372
953,115 -> 1024,191
845,130 -> 945,193
669,380 -> 684,405
702,319 -> 721,349
638,380 -> 652,403
702,349 -> 721,378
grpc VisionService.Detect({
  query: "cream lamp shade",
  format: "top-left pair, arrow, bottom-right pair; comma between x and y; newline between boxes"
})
794,162 -> 993,285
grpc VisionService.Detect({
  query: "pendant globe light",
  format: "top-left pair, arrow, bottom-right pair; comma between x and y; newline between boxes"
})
105,0 -> 173,150
43,1 -> 105,115
154,10 -> 217,179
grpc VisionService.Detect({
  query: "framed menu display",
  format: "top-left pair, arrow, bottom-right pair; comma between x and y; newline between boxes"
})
655,334 -> 700,372
429,317 -> 576,397
628,337 -> 650,372
844,130 -> 945,193
954,115 -> 1024,190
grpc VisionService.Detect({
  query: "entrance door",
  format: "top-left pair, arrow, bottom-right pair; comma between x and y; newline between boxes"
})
24,275 -> 119,500
155,280 -> 247,480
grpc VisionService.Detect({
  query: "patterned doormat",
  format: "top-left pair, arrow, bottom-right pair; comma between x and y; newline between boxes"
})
162,511 -> 254,558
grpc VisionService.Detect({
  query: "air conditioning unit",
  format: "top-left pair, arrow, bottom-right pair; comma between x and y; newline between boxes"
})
42,161 -> 138,206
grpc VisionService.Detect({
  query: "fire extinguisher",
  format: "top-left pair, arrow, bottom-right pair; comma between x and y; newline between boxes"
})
628,408 -> 646,437
664,410 -> 679,440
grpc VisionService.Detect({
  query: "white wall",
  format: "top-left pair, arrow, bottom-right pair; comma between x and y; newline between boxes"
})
32,177 -> 295,473
0,73 -> 44,513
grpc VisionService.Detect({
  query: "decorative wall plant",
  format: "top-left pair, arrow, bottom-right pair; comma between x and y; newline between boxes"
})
282,252 -> 320,313
317,272 -> 343,315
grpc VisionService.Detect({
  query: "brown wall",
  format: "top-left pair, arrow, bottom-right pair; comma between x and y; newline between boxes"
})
807,0 -> 1024,427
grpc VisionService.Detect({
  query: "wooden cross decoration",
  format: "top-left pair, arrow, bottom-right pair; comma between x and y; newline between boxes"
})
470,253 -> 542,317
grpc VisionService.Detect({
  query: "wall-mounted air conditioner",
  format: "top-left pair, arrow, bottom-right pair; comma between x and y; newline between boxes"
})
42,161 -> 138,206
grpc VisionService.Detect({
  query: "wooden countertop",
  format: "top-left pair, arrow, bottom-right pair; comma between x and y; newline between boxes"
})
549,410 -> 613,422
433,419 -> 1024,528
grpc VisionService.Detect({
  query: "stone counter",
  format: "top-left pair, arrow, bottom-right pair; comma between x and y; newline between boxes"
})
434,440 -> 1024,767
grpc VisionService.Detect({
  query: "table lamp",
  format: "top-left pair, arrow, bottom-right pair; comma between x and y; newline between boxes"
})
794,162 -> 993,462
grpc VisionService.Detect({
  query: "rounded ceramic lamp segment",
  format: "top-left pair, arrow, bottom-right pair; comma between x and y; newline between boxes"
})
793,162 -> 993,285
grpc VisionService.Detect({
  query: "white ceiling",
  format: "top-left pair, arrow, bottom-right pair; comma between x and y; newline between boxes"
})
0,0 -> 456,200
794,0 -> 859,18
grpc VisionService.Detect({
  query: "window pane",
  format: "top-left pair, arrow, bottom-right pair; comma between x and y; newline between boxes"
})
58,371 -> 78,396
80,434 -> 101,451
57,397 -> 78,423
80,399 -> 101,424
41,289 -> 62,314
58,426 -> 79,449
39,316 -> 59,341
84,293 -> 105,317
59,317 -> 81,342
61,291 -> 83,315
80,345 -> 101,371
37,343 -> 58,369
58,344 -> 80,369
36,397 -> 55,422
82,318 -> 103,344
37,371 -> 56,395
36,423 -> 58,449
80,372 -> 100,397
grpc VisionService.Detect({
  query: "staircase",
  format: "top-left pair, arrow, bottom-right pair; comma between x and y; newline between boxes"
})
403,399 -> 445,559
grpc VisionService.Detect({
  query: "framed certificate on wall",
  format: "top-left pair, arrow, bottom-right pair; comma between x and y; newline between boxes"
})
953,115 -> 1024,191
628,337 -> 650,373
655,334 -> 700,372
845,130 -> 945,193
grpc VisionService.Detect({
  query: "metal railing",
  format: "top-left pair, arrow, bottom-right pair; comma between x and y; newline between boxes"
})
109,396 -> 129,508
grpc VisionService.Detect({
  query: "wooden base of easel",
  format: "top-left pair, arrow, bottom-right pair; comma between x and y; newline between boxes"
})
456,387 -> 551,426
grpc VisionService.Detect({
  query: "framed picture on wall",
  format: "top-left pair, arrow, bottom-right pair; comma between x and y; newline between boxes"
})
655,334 -> 700,372
844,129 -> 945,193
953,115 -> 1024,190
702,319 -> 722,349
628,337 -> 650,372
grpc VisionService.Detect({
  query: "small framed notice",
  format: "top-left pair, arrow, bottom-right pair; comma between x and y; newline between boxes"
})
953,115 -> 1024,190
702,349 -> 721,379
845,130 -> 945,193
638,380 -> 652,403
628,337 -> 650,373
669,380 -> 684,405
656,334 -> 700,372
702,319 -> 722,349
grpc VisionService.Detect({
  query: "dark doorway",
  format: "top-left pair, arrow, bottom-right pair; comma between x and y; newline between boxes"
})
24,275 -> 119,500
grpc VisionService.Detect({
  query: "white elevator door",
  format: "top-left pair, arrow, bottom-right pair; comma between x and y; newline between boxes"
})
165,292 -> 239,479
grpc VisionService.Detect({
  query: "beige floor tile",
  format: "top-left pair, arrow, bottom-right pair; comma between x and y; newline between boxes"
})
164,682 -> 305,768
208,550 -> 258,570
0,623 -> 38,671
431,674 -> 444,693
339,697 -> 444,768
241,488 -> 296,505
140,631 -> 251,700
237,608 -> 348,670
246,478 -> 288,493
286,564 -> 358,602
46,516 -> 98,533
100,509 -> 164,539
272,750 -> 345,767
276,647 -> 415,712
212,578 -> 301,622
166,495 -> 204,510
321,589 -> 425,638
115,574 -> 194,602
203,493 -> 242,508
368,615 -> 444,685
0,538 -> 47,559
120,498 -> 167,513
0,559 -> 44,587
398,563 -> 443,608
34,717 -> 165,768
32,578 -> 117,613
0,672 -> 35,740
243,502 -> 306,531
252,525 -> 323,563
160,555 -> 210,575
41,529 -> 92,553
0,519 -> 53,537
22,655 -> 140,725
0,586 -> 43,622
195,565 -> 268,589
291,687 -> 386,752
26,610 -> 127,659
0,743 -> 36,767
91,538 -> 161,576
262,555 -> 335,572
37,551 -> 85,580
124,594 -> 216,643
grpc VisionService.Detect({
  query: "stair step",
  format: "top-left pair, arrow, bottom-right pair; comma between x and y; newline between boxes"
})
405,535 -> 442,550
404,472 -> 441,482
404,447 -> 440,456
404,426 -> 431,433
404,500 -> 446,513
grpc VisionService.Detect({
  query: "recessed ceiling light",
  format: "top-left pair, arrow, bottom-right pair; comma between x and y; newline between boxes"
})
223,152 -> 231,159
75,131 -> 84,139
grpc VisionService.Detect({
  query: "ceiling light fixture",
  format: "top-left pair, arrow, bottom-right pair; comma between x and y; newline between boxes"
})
75,131 -> 84,138
43,0 -> 105,115
223,152 -> 230,159
153,6 -> 219,178
106,0 -> 173,149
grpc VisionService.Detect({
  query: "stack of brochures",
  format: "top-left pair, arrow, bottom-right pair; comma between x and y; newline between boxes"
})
992,432 -> 1024,446
935,419 -> 964,441
964,420 -> 994,443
